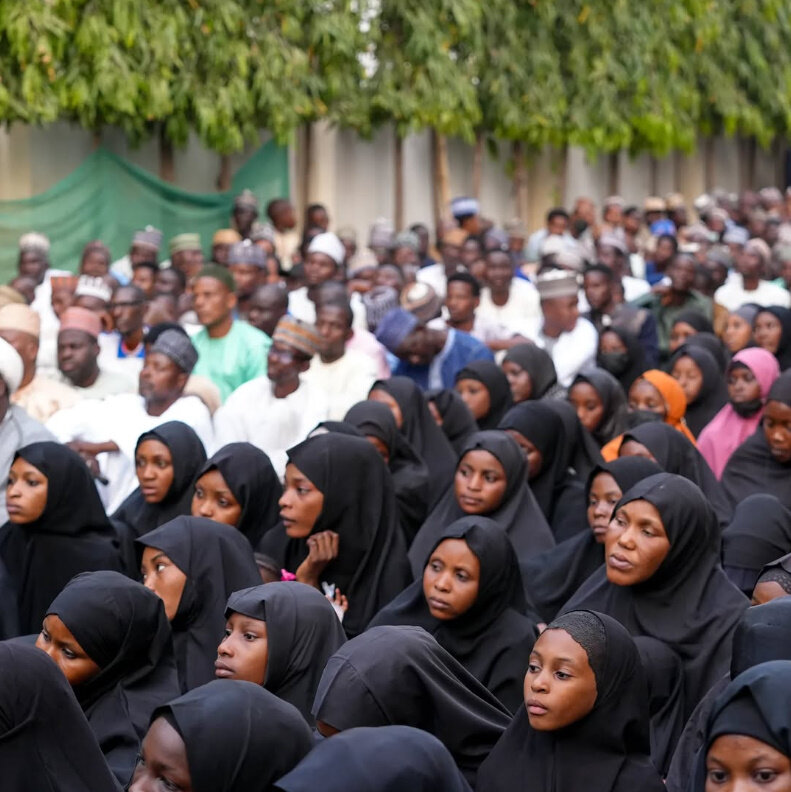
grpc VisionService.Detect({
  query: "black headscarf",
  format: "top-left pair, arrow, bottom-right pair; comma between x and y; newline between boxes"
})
408,431 -> 554,579
344,400 -> 431,544
369,377 -> 457,502
224,582 -> 346,724
756,552 -> 791,596
454,360 -> 513,430
546,399 -> 603,479
196,443 -> 282,547
755,306 -> 791,370
312,625 -> 511,787
522,457 -> 662,623
476,610 -> 664,792
502,343 -> 558,400
258,434 -> 410,638
371,517 -> 536,712
425,388 -> 478,454
562,473 -> 748,717
669,345 -> 728,436
684,331 -> 730,373
154,680 -> 313,792
274,725 -> 474,792
136,516 -> 260,693
0,441 -> 123,637
672,309 -> 713,336
571,368 -> 630,446
45,571 -> 179,785
0,642 -> 123,792
597,326 -> 647,394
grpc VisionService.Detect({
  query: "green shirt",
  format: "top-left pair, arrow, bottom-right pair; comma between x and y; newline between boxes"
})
191,321 -> 271,402
631,290 -> 713,359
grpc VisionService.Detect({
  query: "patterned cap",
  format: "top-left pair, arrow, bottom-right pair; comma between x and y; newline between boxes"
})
19,232 -> 50,255
150,329 -> 198,374
272,317 -> 321,358
59,307 -> 102,339
375,308 -> 419,353
249,222 -> 276,244
212,229 -> 243,246
234,189 -> 259,211
451,196 -> 480,218
536,269 -> 580,300
228,240 -> 267,268
75,275 -> 112,303
169,233 -> 202,255
132,226 -> 163,250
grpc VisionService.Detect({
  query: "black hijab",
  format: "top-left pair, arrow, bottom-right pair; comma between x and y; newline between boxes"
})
545,399 -> 603,479
344,400 -> 431,544
136,516 -> 260,693
454,360 -> 513,430
502,343 -> 558,399
196,443 -> 282,547
0,642 -> 122,792
672,309 -> 713,336
522,457 -> 662,623
426,388 -> 478,454
312,625 -> 511,787
598,326 -> 647,393
258,434 -> 410,638
476,610 -> 664,792
669,345 -> 728,436
371,517 -> 537,712
224,582 -> 346,724
154,680 -> 313,792
45,571 -> 179,785
562,473 -> 748,717
274,725 -> 473,792
755,306 -> 791,370
408,431 -> 554,578
571,368 -> 630,446
0,441 -> 123,638
684,331 -> 730,373
756,552 -> 791,597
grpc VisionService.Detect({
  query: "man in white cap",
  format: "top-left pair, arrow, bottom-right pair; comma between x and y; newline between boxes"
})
525,208 -> 576,263
451,197 -> 482,238
110,226 -> 163,283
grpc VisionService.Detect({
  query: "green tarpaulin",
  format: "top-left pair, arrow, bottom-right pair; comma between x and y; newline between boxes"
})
0,141 -> 289,282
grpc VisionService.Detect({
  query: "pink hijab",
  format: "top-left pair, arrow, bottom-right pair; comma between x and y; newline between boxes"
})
698,347 -> 780,478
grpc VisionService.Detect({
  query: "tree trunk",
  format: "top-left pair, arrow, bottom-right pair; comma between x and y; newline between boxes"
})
513,141 -> 529,226
704,136 -> 716,191
159,127 -> 175,183
556,144 -> 568,206
472,132 -> 483,200
301,123 -> 313,220
432,130 -> 451,231
217,155 -> 232,192
608,151 -> 620,196
394,132 -> 404,230
92,130 -> 102,150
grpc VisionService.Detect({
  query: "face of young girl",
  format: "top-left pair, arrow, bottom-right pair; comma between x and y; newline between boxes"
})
422,539 -> 480,621
191,469 -> 242,527
705,734 -> 791,792
215,612 -> 269,685
454,450 -> 508,514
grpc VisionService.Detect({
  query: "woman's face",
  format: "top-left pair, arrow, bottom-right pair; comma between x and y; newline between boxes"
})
669,321 -> 699,353
140,546 -> 187,622
754,312 -> 783,354
587,472 -> 622,544
422,538 -> 480,621
618,439 -> 657,462
724,313 -> 753,353
455,378 -> 491,421
368,389 -> 403,429
728,366 -> 762,405
568,382 -> 604,433
763,400 -> 791,464
136,439 -> 175,504
454,450 -> 508,514
505,429 -> 543,479
524,628 -> 598,732
215,612 -> 269,685
705,734 -> 791,792
605,499 -> 671,586
6,457 -> 48,524
364,435 -> 390,464
751,580 -> 790,606
191,470 -> 242,527
671,355 -> 704,404
35,614 -> 101,687
502,361 -> 533,403
130,716 -> 193,792
278,463 -> 325,538
628,379 -> 667,417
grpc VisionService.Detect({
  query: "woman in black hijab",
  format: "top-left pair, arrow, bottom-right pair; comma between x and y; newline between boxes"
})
684,331 -> 730,373
476,610 -> 664,792
369,377 -> 457,502
721,371 -> 791,510
112,421 -> 207,570
754,553 -> 791,605
754,305 -> 791,370
523,457 -> 662,623
36,571 -> 179,785
137,516 -> 260,693
562,473 -> 748,717
408,431 -> 554,578
568,368 -> 630,446
545,399 -> 603,480
669,345 -> 728,436
131,680 -> 313,792
597,326 -> 648,394
501,342 -> 560,402
312,625 -> 511,787
0,642 -> 122,792
274,726 -> 473,792
0,441 -> 123,638
258,433 -> 410,638
219,581 -> 346,724
371,517 -> 537,712
344,400 -> 431,544
425,388 -> 478,454
454,360 -> 513,430
691,660 -> 791,791
668,309 -> 714,354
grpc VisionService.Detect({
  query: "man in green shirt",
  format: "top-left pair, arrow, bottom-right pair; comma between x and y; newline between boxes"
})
190,265 -> 270,401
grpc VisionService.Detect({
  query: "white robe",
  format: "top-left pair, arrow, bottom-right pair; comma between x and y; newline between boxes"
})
302,350 -> 377,421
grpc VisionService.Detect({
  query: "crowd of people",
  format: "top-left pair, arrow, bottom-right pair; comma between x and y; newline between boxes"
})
3,184 -> 791,790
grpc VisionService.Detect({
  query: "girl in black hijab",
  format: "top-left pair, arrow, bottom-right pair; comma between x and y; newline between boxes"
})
568,368 -> 630,446
546,399 -> 603,480
112,421 -> 207,571
191,442 -> 281,548
454,360 -> 513,430
368,377 -> 457,502
425,388 -> 478,454
691,660 -> 791,791
501,343 -> 560,402
36,571 -> 179,785
312,625 -> 511,787
0,441 -> 123,638
258,433 -> 410,638
218,581 -> 346,724
0,642 -> 122,792
408,431 -> 554,578
371,517 -> 537,712
669,345 -> 728,436
476,610 -> 664,792
754,553 -> 791,605
562,473 -> 748,717
344,400 -> 431,544
275,726 -> 473,792
597,326 -> 648,394
668,309 -> 714,354
137,516 -> 260,693
523,457 -> 662,623
130,680 -> 313,792
754,305 -> 791,370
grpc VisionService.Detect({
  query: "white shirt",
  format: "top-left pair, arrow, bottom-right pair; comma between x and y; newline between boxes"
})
427,313 -> 513,345
518,316 -> 598,387
477,279 -> 541,331
714,276 -> 791,311
288,287 -> 368,331
416,263 -> 450,300
302,350 -> 377,421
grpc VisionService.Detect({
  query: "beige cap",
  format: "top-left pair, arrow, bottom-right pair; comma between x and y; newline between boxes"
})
0,304 -> 40,338
644,196 -> 667,213
665,192 -> 686,210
